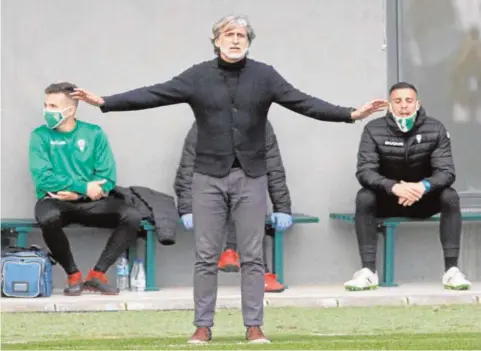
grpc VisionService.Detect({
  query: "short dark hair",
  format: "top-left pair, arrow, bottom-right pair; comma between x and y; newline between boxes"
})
389,81 -> 417,95
44,81 -> 77,94
44,82 -> 78,105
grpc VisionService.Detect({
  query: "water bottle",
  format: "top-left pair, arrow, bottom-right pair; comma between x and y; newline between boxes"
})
116,253 -> 130,291
130,259 -> 146,292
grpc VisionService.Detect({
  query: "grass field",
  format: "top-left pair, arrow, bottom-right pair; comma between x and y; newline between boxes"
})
2,305 -> 481,350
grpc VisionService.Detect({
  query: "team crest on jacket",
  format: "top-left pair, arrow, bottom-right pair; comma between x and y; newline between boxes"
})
77,139 -> 86,152
415,134 -> 422,143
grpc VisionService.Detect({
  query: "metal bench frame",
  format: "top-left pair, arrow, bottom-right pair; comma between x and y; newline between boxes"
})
330,212 -> 481,286
1,213 -> 319,290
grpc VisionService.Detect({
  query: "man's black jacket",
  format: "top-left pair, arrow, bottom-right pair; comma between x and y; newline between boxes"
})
112,186 -> 178,246
174,120 -> 292,216
356,107 -> 456,195
101,58 -> 354,178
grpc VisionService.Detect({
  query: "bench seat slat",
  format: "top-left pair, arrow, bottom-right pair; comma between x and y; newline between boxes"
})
330,212 -> 481,224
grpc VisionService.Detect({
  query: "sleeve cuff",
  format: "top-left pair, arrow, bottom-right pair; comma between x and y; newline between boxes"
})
71,181 -> 88,195
99,97 -> 108,113
383,179 -> 398,195
101,181 -> 115,194
273,207 -> 292,215
178,208 -> 192,217
345,108 -> 356,123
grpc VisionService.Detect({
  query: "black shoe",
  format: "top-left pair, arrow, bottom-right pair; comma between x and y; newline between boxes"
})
63,272 -> 84,296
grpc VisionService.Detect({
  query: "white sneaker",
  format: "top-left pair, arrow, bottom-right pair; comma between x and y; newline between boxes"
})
344,268 -> 379,291
443,267 -> 471,290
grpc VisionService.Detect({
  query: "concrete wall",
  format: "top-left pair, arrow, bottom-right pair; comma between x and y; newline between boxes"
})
1,0 -> 479,288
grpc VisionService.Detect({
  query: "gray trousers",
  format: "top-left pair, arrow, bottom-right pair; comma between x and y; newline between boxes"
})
226,225 -> 270,273
192,169 -> 267,327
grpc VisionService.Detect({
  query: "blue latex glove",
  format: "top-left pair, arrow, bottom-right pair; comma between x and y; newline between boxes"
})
270,213 -> 292,231
181,213 -> 193,230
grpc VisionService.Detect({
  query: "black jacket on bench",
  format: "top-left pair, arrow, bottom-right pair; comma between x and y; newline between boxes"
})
112,186 -> 179,246
173,120 -> 292,216
356,107 -> 455,195
100,58 -> 355,179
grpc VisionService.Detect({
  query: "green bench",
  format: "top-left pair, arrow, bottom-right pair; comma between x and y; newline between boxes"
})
0,219 -> 159,291
0,212 -> 318,291
329,211 -> 481,287
266,213 -> 319,286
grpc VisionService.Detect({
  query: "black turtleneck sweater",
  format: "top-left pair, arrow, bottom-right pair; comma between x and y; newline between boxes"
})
217,56 -> 246,168
101,56 -> 355,178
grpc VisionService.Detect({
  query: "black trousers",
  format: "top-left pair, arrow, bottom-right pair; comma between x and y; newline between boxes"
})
35,196 -> 141,275
354,187 -> 462,270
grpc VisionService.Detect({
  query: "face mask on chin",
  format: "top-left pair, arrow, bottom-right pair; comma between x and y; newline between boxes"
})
43,106 -> 74,129
390,102 -> 420,133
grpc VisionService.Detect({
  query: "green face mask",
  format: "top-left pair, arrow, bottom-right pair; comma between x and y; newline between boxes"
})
390,103 -> 419,133
43,107 -> 73,129
393,112 -> 417,132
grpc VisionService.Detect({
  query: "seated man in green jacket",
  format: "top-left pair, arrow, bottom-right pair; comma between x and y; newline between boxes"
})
29,82 -> 141,296
174,120 -> 292,292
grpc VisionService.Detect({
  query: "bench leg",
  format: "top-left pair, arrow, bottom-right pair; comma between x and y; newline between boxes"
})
272,230 -> 286,287
144,230 -> 159,291
16,229 -> 30,247
380,225 -> 399,287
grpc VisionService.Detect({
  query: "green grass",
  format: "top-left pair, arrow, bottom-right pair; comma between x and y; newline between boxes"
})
3,333 -> 481,350
2,305 -> 481,350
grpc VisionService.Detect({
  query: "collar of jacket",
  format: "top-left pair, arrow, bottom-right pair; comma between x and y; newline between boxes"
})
384,106 -> 427,137
211,56 -> 250,70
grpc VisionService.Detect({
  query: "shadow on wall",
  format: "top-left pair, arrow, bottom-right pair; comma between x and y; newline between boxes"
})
400,0 -> 481,195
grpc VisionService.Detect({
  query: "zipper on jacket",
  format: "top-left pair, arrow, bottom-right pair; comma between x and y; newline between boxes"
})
404,137 -> 410,164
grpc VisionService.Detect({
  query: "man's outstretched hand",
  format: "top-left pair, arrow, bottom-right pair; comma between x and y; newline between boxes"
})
70,88 -> 105,107
350,99 -> 388,120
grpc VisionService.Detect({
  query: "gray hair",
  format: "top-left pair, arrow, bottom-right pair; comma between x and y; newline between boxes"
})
211,15 -> 256,55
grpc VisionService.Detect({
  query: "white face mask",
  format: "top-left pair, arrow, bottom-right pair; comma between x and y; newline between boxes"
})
219,45 -> 249,60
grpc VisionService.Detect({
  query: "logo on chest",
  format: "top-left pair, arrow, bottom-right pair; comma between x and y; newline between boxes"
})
77,139 -> 86,152
384,140 -> 404,147
50,140 -> 66,146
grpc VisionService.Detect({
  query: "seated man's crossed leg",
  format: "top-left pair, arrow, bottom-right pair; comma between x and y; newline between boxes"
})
35,196 -> 140,295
